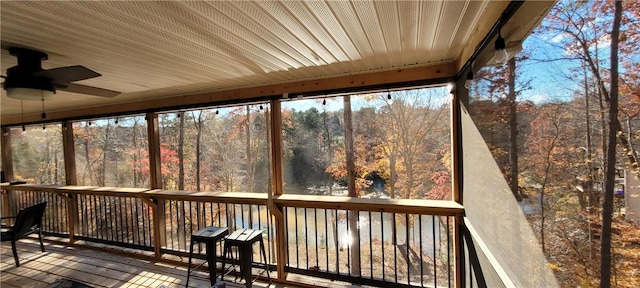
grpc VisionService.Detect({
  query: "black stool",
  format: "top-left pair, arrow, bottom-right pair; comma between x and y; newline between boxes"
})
221,229 -> 271,288
186,226 -> 229,287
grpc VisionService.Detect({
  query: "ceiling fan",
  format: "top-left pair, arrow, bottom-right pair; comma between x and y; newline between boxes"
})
2,47 -> 120,101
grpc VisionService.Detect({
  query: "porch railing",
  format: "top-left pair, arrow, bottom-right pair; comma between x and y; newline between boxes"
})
1,184 -> 465,288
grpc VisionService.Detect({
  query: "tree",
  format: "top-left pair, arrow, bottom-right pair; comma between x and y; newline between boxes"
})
600,1 -> 622,286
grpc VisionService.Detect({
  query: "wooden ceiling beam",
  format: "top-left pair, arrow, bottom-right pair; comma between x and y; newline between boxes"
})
1,63 -> 455,126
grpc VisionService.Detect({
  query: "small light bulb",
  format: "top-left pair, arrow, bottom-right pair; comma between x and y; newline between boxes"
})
464,79 -> 473,90
494,49 -> 508,65
464,71 -> 474,90
494,33 -> 508,65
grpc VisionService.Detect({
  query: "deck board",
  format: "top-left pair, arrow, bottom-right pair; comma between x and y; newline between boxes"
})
1,238 -> 365,288
0,239 -> 278,288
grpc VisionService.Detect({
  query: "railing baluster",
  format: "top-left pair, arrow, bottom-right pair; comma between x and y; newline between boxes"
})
136,196 -> 143,245
324,208 -> 329,272
433,215 -> 437,287
406,213 -> 410,285
285,207 -> 290,267
381,211 -> 385,281
335,209 -> 339,275
346,210 -> 350,277
304,207 -> 309,269
369,211 -> 373,279
393,212 -> 398,284
295,207 -> 299,268
314,208 -> 319,270
419,214 -> 424,287
117,197 -> 123,242
91,195 -> 97,239
447,216 -> 451,287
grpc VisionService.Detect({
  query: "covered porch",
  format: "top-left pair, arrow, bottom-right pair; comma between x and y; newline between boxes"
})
2,1 -> 559,287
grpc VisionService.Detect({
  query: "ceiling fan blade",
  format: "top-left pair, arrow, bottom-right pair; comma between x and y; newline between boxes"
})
59,83 -> 120,98
33,65 -> 100,83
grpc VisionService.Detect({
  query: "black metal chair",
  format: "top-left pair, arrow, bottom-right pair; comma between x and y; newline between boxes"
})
0,202 -> 47,267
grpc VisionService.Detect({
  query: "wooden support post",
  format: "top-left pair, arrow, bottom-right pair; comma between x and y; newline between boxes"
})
52,190 -> 75,242
1,189 -> 11,220
1,127 -> 17,218
147,113 -> 162,190
268,99 -> 288,279
452,77 -> 466,288
1,127 -> 15,183
146,113 -> 164,259
138,193 -> 164,259
62,121 -> 79,243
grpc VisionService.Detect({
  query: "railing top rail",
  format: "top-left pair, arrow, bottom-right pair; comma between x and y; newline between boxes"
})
1,184 -> 150,197
2,185 -> 464,215
143,189 -> 268,204
275,194 -> 464,216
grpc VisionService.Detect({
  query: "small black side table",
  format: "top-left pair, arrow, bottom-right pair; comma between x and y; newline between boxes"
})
221,229 -> 271,288
186,226 -> 229,287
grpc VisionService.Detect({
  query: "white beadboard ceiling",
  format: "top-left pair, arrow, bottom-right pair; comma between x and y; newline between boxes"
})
0,1 -> 549,121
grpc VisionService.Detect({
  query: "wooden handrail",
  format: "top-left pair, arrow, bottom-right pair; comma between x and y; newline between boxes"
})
1,184 -> 463,215
274,194 -> 464,216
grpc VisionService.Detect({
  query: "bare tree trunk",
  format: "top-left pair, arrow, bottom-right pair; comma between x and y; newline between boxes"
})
600,2 -> 622,286
343,96 -> 360,275
177,112 -> 187,249
100,123 -> 111,186
583,64 -> 596,259
389,152 -> 396,198
132,119 -> 138,187
323,109 -> 333,195
83,137 -> 90,185
193,112 -> 203,191
246,106 -> 255,192
507,57 -> 520,200
178,111 -> 185,190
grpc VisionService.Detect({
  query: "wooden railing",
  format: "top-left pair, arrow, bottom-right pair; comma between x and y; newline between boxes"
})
1,184 -> 465,288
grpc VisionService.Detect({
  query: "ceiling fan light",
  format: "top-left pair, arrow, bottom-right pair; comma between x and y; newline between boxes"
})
6,87 -> 54,101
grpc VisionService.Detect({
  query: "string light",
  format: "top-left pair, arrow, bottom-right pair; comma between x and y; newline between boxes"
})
21,100 -> 25,132
41,94 -> 46,119
494,30 -> 508,65
464,70 -> 474,90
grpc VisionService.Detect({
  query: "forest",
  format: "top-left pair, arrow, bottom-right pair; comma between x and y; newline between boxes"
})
467,1 -> 640,287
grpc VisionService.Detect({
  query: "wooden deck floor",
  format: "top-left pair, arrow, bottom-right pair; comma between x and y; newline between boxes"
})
0,238 -> 288,288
